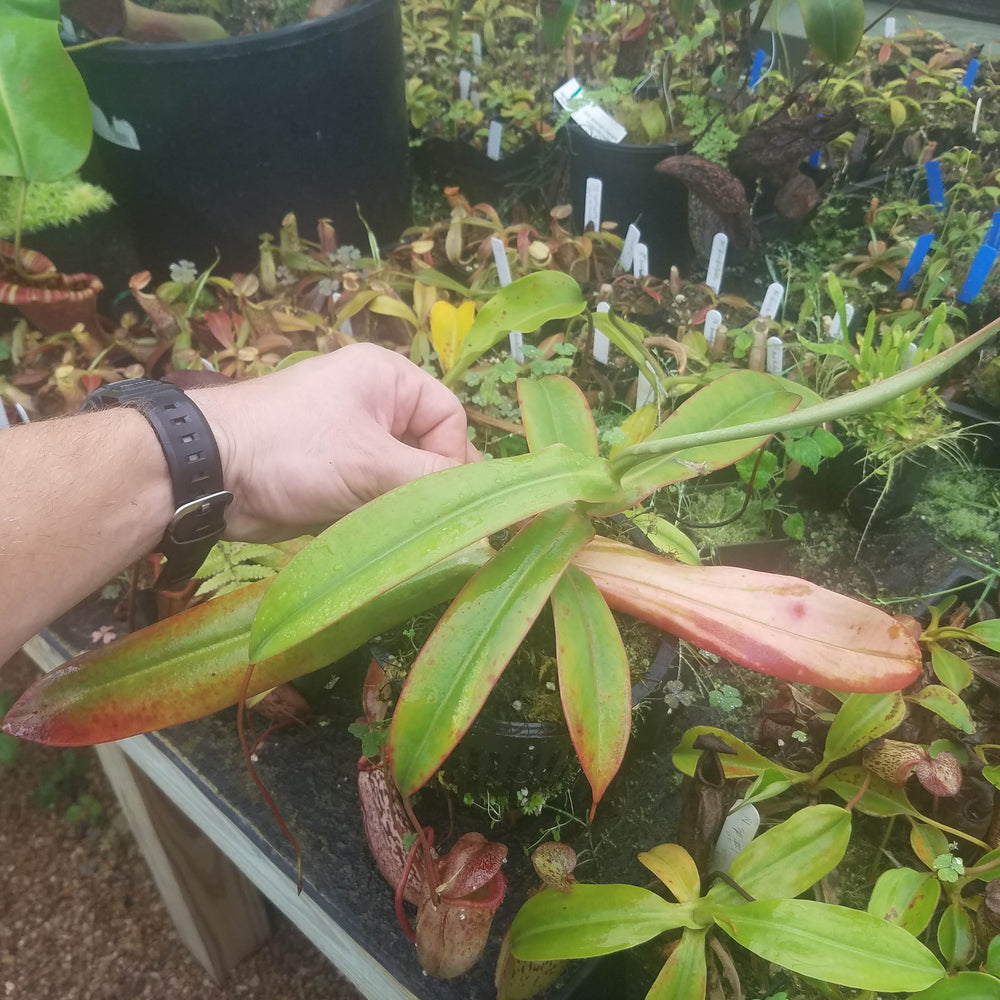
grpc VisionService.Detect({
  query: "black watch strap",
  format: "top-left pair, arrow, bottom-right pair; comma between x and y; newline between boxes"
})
80,378 -> 233,590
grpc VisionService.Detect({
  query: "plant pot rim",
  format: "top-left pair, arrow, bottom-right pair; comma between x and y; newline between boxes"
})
565,119 -> 691,157
70,0 -> 395,64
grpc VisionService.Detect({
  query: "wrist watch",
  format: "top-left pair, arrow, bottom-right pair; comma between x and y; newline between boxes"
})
80,378 -> 233,590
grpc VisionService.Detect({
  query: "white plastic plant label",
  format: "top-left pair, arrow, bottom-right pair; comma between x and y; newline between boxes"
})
635,373 -> 654,407
974,97 -> 983,135
459,69 -> 472,101
706,232 -> 728,294
829,302 -> 855,341
491,237 -> 512,285
704,308 -> 723,346
709,802 -> 761,874
472,90 -> 481,112
593,302 -> 611,364
760,281 -> 784,320
553,78 -> 627,144
486,121 -> 503,161
491,237 -> 524,360
765,336 -> 784,374
585,177 -> 602,231
91,102 -> 140,151
471,32 -> 482,66
885,15 -> 896,37
620,223 -> 641,272
902,343 -> 917,369
632,242 -> 649,279
0,399 -> 9,430
509,331 -> 525,363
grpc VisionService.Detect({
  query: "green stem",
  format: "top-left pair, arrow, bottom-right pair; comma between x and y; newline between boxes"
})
13,179 -> 27,275
612,314 -> 1000,475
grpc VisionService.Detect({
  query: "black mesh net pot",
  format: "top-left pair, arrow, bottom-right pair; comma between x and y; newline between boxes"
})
72,0 -> 410,277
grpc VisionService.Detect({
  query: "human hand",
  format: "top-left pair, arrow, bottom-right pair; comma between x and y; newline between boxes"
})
190,343 -> 478,541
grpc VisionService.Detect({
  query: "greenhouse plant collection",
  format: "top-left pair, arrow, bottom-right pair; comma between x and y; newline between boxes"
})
4,0 -> 1000,997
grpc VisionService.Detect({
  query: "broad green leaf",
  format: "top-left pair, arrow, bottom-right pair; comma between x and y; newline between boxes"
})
867,867 -> 940,935
510,885 -> 696,961
821,692 -> 906,765
442,272 -> 585,386
909,972 -> 1000,1000
0,15 -> 92,181
369,294 -> 419,326
575,538 -> 922,691
937,902 -> 976,969
967,620 -> 1000,654
674,725 -> 798,783
911,823 -> 952,868
930,643 -> 974,694
799,0 -> 864,65
639,101 -> 667,143
647,927 -> 708,1000
551,566 -> 630,815
712,898 -> 943,991
387,507 -> 595,796
638,843 -> 700,903
621,511 -> 702,565
250,447 -> 624,662
2,544 -> 490,745
987,937 -> 1000,978
819,766 -> 915,817
518,376 -> 598,456
905,685 -> 975,734
541,0 -> 578,48
708,805 -> 851,905
617,372 -> 801,502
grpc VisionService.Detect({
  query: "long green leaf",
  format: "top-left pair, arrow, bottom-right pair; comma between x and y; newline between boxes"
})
799,0 -> 864,65
591,311 -> 672,399
647,927 -> 708,1000
442,272 -> 585,387
573,537 -> 922,691
614,316 -> 1000,465
820,692 -> 907,766
2,543 -> 491,745
387,507 -> 595,796
510,884 -> 696,961
551,566 -> 631,816
712,898 -> 943,991
707,805 -> 851,905
250,446 -> 624,662
518,376 -> 598,456
909,972 -> 1000,1000
867,868 -> 940,936
0,14 -> 91,181
615,371 -> 801,502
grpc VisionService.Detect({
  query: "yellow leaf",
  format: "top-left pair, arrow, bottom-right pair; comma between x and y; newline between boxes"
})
370,294 -> 419,326
609,404 -> 657,461
889,99 -> 906,128
430,300 -> 476,371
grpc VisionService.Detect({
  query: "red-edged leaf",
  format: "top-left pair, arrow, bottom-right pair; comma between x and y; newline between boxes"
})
572,537 -> 921,692
387,507 -> 595,797
203,310 -> 234,347
3,545 -> 491,745
551,566 -> 631,817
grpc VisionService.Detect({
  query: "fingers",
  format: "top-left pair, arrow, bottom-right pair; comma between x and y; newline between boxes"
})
365,435 -> 463,500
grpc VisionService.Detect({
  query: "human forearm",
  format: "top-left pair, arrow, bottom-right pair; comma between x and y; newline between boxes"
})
0,408 -> 173,662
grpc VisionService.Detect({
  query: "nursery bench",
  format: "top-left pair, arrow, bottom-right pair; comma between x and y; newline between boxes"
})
20,621 -> 567,1000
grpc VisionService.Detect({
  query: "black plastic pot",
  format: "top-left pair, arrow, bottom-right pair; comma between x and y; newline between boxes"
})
411,135 -> 561,207
565,122 -> 693,277
371,637 -> 675,796
72,0 -> 411,276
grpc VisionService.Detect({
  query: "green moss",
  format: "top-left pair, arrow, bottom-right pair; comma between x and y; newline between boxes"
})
0,176 -> 113,238
911,466 -> 1000,552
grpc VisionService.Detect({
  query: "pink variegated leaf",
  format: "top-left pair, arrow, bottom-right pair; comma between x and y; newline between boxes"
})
572,537 -> 921,693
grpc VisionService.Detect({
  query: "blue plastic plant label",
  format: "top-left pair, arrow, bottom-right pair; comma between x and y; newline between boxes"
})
925,160 -> 945,210
957,244 -> 999,303
962,58 -> 980,89
897,232 -> 935,292
748,48 -> 767,91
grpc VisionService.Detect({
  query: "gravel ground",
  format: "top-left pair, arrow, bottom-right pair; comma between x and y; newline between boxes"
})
0,653 -> 365,1000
